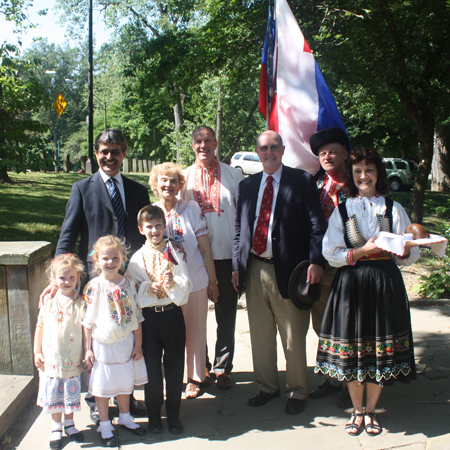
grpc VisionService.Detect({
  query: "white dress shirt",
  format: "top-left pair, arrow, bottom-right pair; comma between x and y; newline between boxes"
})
252,165 -> 283,258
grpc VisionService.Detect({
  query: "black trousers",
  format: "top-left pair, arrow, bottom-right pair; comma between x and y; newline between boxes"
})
142,305 -> 186,422
206,259 -> 238,375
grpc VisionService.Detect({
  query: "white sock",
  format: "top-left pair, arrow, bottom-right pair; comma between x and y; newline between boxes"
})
51,420 -> 63,441
63,418 -> 80,435
97,420 -> 114,439
118,412 -> 139,429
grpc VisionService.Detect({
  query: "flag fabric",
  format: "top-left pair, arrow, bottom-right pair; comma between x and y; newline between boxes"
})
164,240 -> 179,265
259,0 -> 349,175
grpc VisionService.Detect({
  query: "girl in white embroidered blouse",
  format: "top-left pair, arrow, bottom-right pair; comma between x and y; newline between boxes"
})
34,253 -> 86,449
82,235 -> 148,446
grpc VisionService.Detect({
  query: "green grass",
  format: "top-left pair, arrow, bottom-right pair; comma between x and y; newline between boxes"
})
0,172 -> 157,254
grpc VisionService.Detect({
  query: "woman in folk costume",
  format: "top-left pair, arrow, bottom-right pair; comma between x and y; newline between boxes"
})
315,147 -> 420,436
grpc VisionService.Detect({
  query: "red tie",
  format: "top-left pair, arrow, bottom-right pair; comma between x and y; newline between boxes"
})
252,176 -> 274,256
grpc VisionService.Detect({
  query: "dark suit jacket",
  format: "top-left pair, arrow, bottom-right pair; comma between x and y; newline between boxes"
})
232,165 -> 326,299
55,171 -> 150,270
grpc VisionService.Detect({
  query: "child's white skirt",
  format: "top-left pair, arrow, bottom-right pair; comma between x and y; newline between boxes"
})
37,371 -> 81,414
89,333 -> 148,398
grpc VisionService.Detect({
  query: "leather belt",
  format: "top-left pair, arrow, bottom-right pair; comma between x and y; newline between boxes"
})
252,253 -> 274,264
148,303 -> 176,312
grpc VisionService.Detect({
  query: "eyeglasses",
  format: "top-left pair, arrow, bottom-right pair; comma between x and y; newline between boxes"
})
257,145 -> 281,152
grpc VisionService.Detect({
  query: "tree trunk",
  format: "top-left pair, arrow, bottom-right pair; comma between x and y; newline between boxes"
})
173,91 -> 185,161
0,165 -> 13,183
431,129 -> 450,192
410,117 -> 434,223
0,106 -> 13,183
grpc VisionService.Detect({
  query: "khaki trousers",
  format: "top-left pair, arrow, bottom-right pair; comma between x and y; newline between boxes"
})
246,256 -> 310,400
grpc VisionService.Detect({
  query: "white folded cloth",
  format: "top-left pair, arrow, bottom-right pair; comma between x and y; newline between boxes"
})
375,232 -> 448,258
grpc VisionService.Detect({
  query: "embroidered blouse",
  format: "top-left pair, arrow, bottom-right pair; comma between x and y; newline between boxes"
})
37,292 -> 83,378
155,199 -> 209,292
323,196 -> 420,268
82,276 -> 143,345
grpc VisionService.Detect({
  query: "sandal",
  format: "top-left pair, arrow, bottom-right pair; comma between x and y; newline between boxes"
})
365,412 -> 382,436
345,412 -> 364,436
185,380 -> 201,399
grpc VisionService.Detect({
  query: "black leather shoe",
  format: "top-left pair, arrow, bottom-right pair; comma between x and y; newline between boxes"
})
247,390 -> 280,407
90,405 -> 100,425
64,427 -> 84,443
119,425 -> 147,436
285,398 -> 306,415
337,386 -> 353,409
168,420 -> 183,435
130,397 -> 147,417
100,435 -> 117,447
147,418 -> 163,434
309,380 -> 342,399
49,432 -> 61,449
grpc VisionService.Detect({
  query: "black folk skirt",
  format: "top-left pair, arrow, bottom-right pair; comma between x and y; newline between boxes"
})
314,259 -> 416,386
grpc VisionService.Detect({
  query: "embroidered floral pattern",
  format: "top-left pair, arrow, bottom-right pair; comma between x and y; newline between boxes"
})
50,300 -> 74,322
193,159 -> 223,215
83,286 -> 95,311
108,287 -> 134,327
316,336 -> 412,382
166,211 -> 184,243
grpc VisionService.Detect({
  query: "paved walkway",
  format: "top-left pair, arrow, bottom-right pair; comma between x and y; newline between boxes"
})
3,300 -> 450,450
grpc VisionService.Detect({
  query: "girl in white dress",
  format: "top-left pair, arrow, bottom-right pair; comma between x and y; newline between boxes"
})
82,235 -> 148,446
34,253 -> 86,449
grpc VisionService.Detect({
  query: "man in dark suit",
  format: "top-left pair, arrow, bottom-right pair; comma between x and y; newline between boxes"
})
56,129 -> 149,273
55,129 -> 149,422
231,130 -> 326,415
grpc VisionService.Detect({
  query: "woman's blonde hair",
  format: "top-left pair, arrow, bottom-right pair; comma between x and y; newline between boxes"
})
47,253 -> 86,284
91,235 -> 128,275
149,162 -> 186,198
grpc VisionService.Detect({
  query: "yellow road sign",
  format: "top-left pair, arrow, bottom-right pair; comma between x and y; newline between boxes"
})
54,92 -> 67,117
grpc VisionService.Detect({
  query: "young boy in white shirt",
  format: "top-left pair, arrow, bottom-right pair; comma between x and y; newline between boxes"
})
126,205 -> 192,435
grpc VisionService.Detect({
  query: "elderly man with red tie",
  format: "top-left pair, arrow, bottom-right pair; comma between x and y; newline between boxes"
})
232,130 -> 326,415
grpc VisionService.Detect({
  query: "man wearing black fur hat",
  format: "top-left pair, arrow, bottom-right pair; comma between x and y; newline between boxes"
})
308,127 -> 352,408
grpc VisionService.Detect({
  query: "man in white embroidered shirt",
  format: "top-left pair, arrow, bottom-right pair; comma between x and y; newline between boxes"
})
181,125 -> 244,390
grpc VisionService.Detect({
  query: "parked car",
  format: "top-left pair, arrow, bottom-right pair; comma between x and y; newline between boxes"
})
382,158 -> 418,191
230,152 -> 263,175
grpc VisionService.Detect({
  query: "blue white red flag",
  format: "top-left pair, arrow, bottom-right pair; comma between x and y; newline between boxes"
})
259,0 -> 349,175
164,240 -> 179,265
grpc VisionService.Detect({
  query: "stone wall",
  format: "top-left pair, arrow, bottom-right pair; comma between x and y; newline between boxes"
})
0,242 -> 52,375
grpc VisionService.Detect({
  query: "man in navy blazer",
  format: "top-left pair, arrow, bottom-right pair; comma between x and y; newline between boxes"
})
55,129 -> 149,423
55,129 -> 150,273
232,130 -> 326,415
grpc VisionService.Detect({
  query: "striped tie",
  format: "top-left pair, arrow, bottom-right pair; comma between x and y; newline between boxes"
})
107,178 -> 127,238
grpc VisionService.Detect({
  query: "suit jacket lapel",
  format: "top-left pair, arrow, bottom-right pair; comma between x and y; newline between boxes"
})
272,166 -> 292,231
93,171 -> 115,215
246,172 -> 262,239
